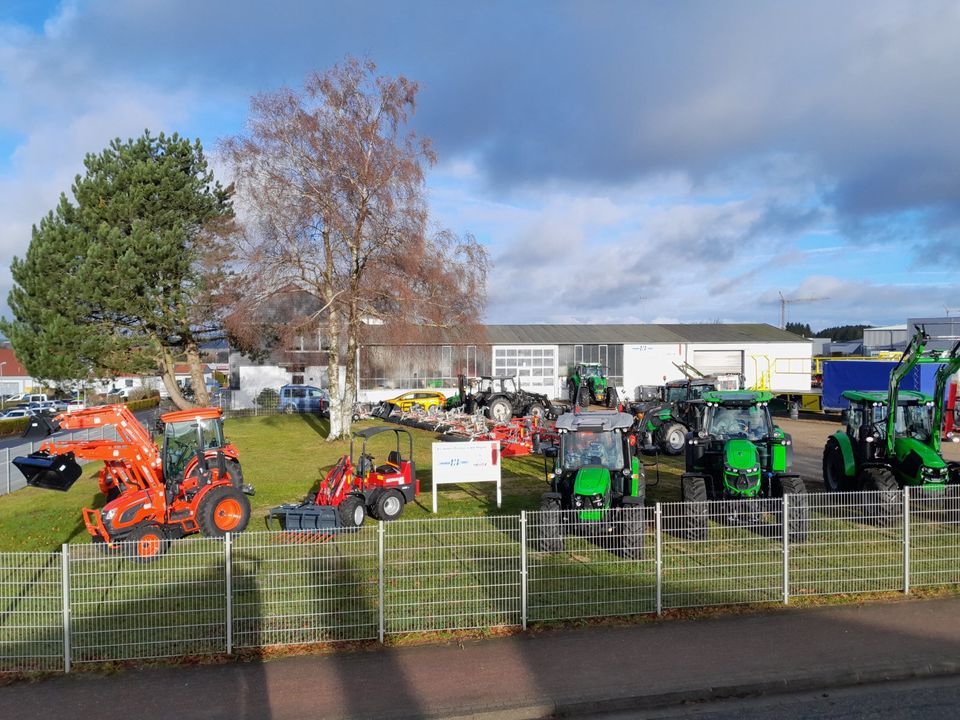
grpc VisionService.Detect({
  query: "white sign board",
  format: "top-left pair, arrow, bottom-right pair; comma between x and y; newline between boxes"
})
431,440 -> 502,513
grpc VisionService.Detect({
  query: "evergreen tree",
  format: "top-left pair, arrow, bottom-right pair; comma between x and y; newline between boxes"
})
1,131 -> 231,408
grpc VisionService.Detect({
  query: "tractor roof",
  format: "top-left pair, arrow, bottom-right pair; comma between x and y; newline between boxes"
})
353,425 -> 412,439
666,378 -> 716,388
701,390 -> 774,406
555,410 -> 634,432
161,407 -> 224,423
841,390 -> 933,405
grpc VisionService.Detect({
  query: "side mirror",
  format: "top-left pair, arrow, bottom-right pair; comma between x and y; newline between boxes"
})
543,445 -> 558,458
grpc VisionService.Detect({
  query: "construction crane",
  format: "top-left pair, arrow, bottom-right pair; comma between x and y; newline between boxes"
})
779,291 -> 829,329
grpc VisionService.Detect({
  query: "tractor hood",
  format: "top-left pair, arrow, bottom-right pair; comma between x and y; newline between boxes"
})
894,436 -> 949,485
723,439 -> 761,496
573,467 -> 611,496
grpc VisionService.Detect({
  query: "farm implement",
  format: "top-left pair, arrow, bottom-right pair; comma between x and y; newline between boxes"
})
268,426 -> 419,531
13,404 -> 253,560
822,327 -> 960,515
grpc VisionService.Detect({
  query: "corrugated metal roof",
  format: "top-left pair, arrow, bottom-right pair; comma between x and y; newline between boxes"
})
363,323 -> 808,346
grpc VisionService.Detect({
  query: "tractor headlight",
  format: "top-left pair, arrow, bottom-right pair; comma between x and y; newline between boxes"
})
103,508 -> 117,521
622,468 -> 631,477
574,496 -> 584,508
592,494 -> 605,508
865,436 -> 875,443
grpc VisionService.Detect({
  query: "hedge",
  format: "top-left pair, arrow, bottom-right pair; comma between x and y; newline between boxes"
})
124,397 -> 161,412
0,416 -> 31,438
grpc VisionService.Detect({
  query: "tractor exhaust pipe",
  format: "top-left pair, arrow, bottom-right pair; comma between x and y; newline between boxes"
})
12,452 -> 83,491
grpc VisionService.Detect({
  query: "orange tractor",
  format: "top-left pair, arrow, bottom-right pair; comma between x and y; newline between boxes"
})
13,404 -> 253,560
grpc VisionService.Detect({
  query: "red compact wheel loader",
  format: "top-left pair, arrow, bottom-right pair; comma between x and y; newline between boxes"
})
13,404 -> 254,560
268,426 -> 419,531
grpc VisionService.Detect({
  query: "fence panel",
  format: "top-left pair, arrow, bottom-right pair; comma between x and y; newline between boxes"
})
0,551 -> 63,672
527,508 -> 655,622
384,516 -> 521,634
232,528 -> 379,648
661,498 -> 784,609
909,487 -> 960,588
69,538 -> 227,664
790,490 -> 904,597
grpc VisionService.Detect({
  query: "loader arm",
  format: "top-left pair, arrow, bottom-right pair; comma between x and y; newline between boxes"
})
886,327 -> 929,456
932,338 -> 960,453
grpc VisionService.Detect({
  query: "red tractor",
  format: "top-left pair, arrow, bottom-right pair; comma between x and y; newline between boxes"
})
268,426 -> 419,531
14,404 -> 253,560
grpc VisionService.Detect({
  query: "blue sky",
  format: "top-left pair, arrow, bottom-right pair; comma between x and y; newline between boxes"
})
1,0 -> 958,330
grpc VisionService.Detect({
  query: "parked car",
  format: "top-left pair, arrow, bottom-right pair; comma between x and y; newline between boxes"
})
278,384 -> 328,415
384,390 -> 447,413
0,408 -> 31,419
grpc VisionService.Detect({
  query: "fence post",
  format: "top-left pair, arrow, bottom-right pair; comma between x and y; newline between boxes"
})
61,543 -> 71,674
520,511 -> 528,630
655,503 -> 663,616
378,521 -> 385,644
903,488 -> 911,595
782,495 -> 790,605
225,533 -> 233,654
4,447 -> 9,495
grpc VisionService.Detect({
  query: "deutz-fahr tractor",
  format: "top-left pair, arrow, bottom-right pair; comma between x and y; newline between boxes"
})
13,405 -> 254,561
822,327 -> 960,516
637,377 -> 719,455
538,410 -> 646,557
456,374 -> 560,423
567,363 -> 617,408
679,390 -> 807,541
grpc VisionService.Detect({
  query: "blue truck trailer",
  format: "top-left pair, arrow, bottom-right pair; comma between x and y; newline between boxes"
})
822,359 -> 943,411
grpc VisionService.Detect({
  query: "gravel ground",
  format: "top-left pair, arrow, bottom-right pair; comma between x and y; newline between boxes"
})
775,415 -> 960,491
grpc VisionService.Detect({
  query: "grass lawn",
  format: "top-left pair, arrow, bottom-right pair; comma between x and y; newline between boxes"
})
0,414 -> 687,552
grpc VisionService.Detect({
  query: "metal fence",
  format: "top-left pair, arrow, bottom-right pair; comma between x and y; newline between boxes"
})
0,424 -> 121,498
5,487 -> 960,674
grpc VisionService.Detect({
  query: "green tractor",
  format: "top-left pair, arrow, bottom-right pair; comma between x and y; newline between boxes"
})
679,390 -> 807,541
538,410 -> 646,556
567,363 -> 617,408
822,328 -> 960,515
637,377 -> 718,455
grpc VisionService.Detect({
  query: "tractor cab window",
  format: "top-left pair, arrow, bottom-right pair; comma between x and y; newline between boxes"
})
581,365 -> 601,378
846,406 -> 864,436
501,378 -> 517,393
899,404 -> 933,442
706,405 -> 770,440
562,430 -> 624,470
478,378 -> 494,394
163,419 -> 224,482
688,385 -> 709,400
666,386 -> 687,402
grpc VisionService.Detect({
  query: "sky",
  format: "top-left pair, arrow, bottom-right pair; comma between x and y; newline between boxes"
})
1,0 -> 959,330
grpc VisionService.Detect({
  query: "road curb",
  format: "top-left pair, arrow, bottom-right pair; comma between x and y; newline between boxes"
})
438,660 -> 960,720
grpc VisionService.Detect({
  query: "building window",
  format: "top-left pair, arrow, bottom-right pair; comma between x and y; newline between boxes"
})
492,346 -> 556,389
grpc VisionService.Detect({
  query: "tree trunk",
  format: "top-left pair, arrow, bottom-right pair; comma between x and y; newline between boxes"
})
185,342 -> 211,406
159,347 -> 195,410
325,305 -> 344,440
343,330 -> 358,435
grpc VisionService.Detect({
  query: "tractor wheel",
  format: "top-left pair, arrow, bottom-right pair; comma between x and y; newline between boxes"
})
374,490 -> 405,522
659,422 -> 686,455
775,475 -> 809,544
606,389 -> 616,409
821,438 -> 849,492
125,524 -> 170,563
338,495 -> 366,530
861,467 -> 900,526
223,458 -> 244,488
527,402 -> 546,420
198,485 -> 251,537
576,387 -> 590,408
680,476 -> 709,541
487,397 -> 513,423
614,505 -> 645,559
568,382 -> 577,403
537,496 -> 564,553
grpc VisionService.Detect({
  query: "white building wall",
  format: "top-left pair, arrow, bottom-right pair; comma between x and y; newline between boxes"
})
237,365 -> 291,407
622,343 -> 686,393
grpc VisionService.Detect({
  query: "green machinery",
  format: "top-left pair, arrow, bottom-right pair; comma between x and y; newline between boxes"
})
679,390 -> 807,540
567,363 -> 616,408
538,410 -> 645,556
822,327 -> 960,508
638,377 -> 718,455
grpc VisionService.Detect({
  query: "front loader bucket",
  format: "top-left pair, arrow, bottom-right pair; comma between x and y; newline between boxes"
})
267,503 -> 342,531
13,452 -> 83,491
22,414 -> 59,440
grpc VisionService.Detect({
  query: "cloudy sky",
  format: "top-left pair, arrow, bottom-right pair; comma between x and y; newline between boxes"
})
1,0 -> 959,330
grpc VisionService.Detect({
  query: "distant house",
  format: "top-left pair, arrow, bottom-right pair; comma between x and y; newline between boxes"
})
0,347 -> 37,396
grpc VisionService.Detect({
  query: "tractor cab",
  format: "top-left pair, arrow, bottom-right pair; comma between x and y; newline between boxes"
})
160,409 -> 228,484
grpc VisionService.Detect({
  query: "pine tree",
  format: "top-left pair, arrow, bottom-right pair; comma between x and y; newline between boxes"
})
2,131 -> 232,409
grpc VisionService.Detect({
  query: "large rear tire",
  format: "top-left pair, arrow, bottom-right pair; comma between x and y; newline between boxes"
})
487,397 -> 513,423
776,475 -> 809,543
660,422 -> 686,455
198,485 -> 251,537
861,466 -> 900,526
125,524 -> 170,563
680,476 -> 709,541
822,438 -> 849,492
576,387 -> 590,409
537,496 -> 564,552
606,389 -> 616,409
614,504 -> 645,559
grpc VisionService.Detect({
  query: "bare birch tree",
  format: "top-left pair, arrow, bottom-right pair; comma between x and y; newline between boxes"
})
222,58 -> 487,438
